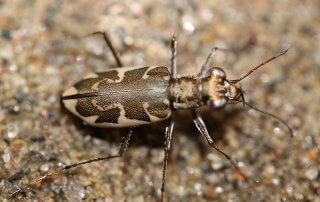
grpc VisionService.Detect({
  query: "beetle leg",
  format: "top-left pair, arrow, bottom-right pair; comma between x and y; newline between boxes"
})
90,31 -> 123,67
191,110 -> 247,181
197,47 -> 232,77
197,47 -> 219,77
170,36 -> 177,77
11,128 -> 134,198
160,118 -> 174,202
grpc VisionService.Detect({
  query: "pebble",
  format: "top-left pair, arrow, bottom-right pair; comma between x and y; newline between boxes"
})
40,163 -> 50,172
305,168 -> 319,180
7,123 -> 19,138
215,186 -> 224,194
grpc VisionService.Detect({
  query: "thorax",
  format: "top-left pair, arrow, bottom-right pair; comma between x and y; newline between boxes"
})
170,76 -> 203,110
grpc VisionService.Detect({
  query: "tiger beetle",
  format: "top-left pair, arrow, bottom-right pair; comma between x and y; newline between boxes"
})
11,31 -> 293,200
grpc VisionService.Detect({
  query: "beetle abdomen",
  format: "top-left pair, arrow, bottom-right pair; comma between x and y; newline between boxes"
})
62,66 -> 172,127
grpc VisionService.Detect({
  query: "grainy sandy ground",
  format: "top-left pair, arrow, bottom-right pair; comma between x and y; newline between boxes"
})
0,1 -> 319,201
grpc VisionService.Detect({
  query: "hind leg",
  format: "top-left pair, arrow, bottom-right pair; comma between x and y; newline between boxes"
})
90,31 -> 123,67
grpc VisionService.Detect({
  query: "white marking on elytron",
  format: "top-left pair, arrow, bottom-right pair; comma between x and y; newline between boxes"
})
113,66 -> 151,82
212,68 -> 226,78
62,86 -> 78,97
142,66 -> 170,80
83,66 -> 171,89
116,103 -> 151,126
142,68 -> 151,80
90,99 -> 149,126
88,103 -> 152,128
62,87 -> 82,119
82,115 -> 100,126
84,66 -> 153,90
91,99 -> 105,111
91,78 -> 115,90
83,72 -> 99,79
142,102 -> 172,122
62,87 -> 104,126
213,99 -> 227,108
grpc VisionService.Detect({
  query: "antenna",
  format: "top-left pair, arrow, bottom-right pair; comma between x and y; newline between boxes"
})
230,48 -> 290,84
242,101 -> 294,137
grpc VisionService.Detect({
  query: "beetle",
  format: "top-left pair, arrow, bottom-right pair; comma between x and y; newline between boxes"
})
11,32 -> 292,200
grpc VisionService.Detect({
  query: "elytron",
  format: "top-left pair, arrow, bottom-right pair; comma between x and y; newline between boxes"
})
11,32 -> 292,201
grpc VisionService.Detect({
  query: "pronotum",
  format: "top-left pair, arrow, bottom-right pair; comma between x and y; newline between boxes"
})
11,32 -> 292,200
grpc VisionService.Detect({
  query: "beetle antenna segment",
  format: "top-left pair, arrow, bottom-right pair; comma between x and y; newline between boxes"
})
10,128 -> 133,198
241,101 -> 294,137
229,48 -> 290,84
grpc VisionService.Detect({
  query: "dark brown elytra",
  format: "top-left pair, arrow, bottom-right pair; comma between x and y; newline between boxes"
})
10,31 -> 293,201
69,66 -> 170,123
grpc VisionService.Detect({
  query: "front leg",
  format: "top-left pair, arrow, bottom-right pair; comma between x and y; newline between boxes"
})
197,47 -> 231,77
191,110 -> 246,180
170,36 -> 177,77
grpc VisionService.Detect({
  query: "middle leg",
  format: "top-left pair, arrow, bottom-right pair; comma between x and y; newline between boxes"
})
89,31 -> 123,67
160,118 -> 175,202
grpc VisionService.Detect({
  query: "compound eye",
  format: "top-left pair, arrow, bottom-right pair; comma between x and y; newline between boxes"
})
207,98 -> 227,109
206,67 -> 226,79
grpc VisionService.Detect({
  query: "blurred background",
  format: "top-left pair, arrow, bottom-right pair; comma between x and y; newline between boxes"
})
0,0 -> 319,201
